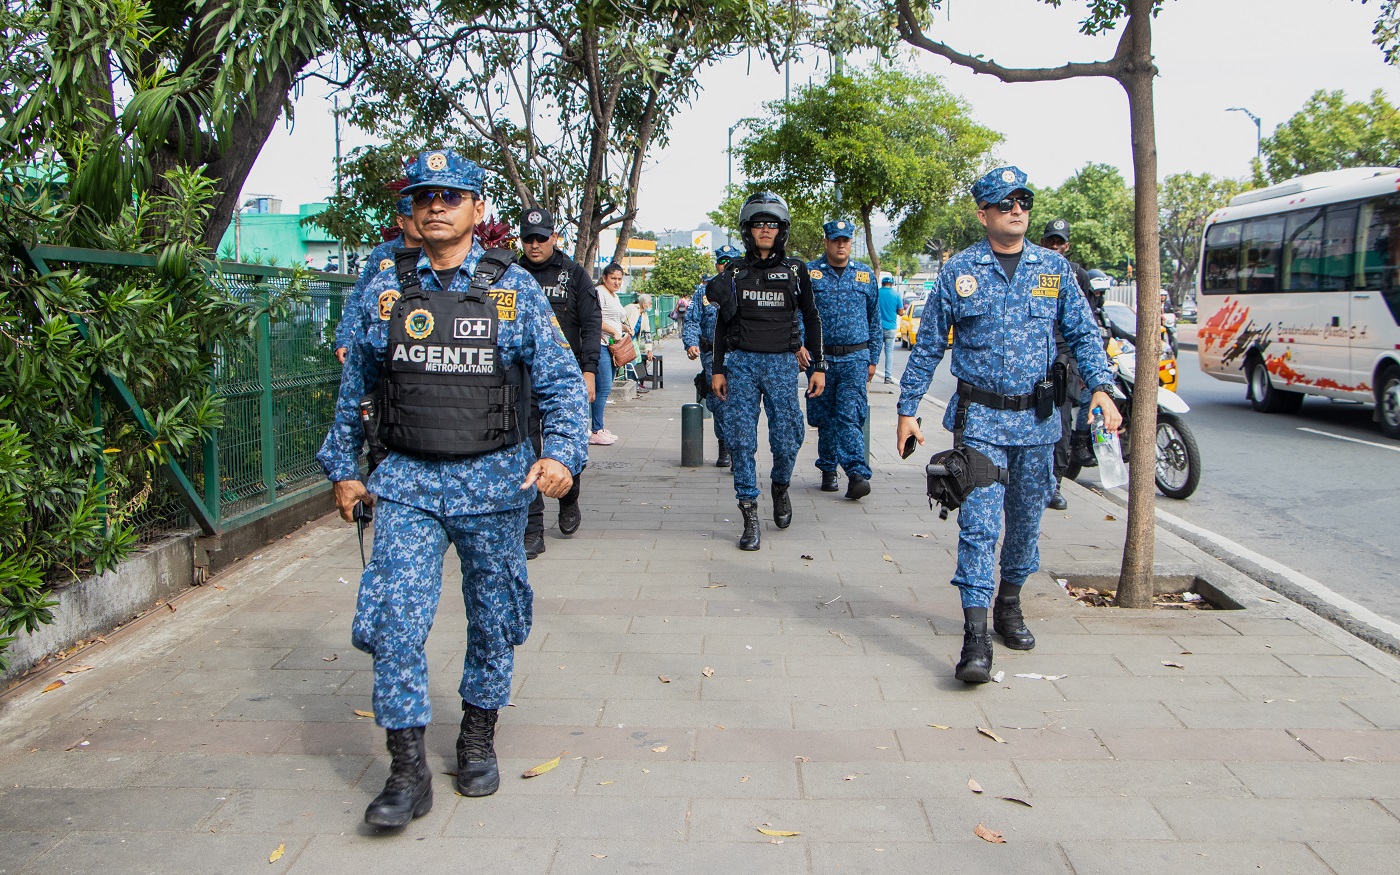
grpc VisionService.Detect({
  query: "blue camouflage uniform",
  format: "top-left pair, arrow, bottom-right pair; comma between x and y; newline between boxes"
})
682,279 -> 727,443
334,198 -> 413,352
805,221 -> 881,480
898,167 -> 1113,609
318,153 -> 588,730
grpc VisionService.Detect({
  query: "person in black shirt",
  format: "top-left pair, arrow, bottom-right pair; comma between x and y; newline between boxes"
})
1040,219 -> 1101,510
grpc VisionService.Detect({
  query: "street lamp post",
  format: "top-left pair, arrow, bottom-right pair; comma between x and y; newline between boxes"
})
1227,106 -> 1262,160
727,122 -> 744,246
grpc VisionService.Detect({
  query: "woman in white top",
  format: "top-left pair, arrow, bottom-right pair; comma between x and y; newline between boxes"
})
620,293 -> 654,392
592,263 -> 627,445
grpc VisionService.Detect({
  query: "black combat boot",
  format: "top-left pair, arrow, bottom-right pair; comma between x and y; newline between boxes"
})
955,621 -> 994,684
820,470 -> 839,492
558,501 -> 581,536
1047,479 -> 1068,510
455,703 -> 501,797
738,500 -> 761,551
715,439 -> 732,468
771,482 -> 792,529
845,473 -> 871,500
364,727 -> 433,827
524,530 -> 546,560
1069,430 -> 1096,467
993,594 -> 1036,650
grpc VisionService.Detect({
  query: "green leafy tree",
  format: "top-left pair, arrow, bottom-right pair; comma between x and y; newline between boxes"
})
634,245 -> 712,300
1158,172 -> 1242,304
737,64 -> 1001,275
1261,89 -> 1400,183
1031,163 -> 1135,273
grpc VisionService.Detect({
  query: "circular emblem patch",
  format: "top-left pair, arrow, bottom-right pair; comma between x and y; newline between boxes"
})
526,210 -> 543,225
837,222 -> 846,229
405,307 -> 434,339
1001,169 -> 1016,183
955,275 -> 978,298
809,269 -> 823,280
378,258 -> 394,272
377,289 -> 401,321
426,152 -> 448,171
1053,220 -> 1066,230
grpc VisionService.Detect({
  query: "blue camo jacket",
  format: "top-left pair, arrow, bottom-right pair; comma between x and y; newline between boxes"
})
318,241 -> 589,515
805,257 -> 881,366
897,239 -> 1113,446
680,281 -> 718,349
334,240 -> 401,351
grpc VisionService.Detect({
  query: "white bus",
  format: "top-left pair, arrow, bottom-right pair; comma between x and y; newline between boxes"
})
1196,167 -> 1400,438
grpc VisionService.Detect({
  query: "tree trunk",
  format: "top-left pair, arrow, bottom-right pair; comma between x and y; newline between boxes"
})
612,86 -> 663,264
1115,0 -> 1162,610
859,206 -> 880,276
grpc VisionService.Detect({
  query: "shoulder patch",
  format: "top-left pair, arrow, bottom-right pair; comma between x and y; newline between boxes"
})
955,275 -> 978,298
855,271 -> 871,284
377,288 -> 401,321
550,314 -> 570,347
378,258 -> 394,272
809,269 -> 823,280
1032,274 -> 1061,298
488,288 -> 518,321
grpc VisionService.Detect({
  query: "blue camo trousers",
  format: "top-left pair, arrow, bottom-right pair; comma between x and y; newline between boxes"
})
701,351 -> 727,445
722,350 -> 803,501
806,356 -> 871,479
352,499 -> 531,728
951,440 -> 1055,608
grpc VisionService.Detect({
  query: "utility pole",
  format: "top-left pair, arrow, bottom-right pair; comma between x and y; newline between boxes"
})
727,122 -> 744,246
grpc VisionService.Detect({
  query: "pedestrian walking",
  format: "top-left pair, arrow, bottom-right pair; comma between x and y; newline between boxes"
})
1039,218 -> 1101,511
896,166 -> 1118,684
621,293 -> 655,391
805,219 -> 881,499
317,149 -> 588,828
518,208 -> 601,557
334,191 -> 422,364
591,263 -> 627,445
708,191 -> 825,551
684,245 -> 742,467
877,276 -> 903,383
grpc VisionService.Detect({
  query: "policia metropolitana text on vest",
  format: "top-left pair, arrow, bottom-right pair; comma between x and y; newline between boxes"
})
708,191 -> 826,552
317,149 -> 588,830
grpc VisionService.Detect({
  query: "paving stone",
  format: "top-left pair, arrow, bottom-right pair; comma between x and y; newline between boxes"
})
538,631 -> 706,654
441,796 -> 688,839
1276,654 -> 1387,677
919,796 -> 1173,841
289,836 -> 555,874
1291,728 -> 1400,762
896,726 -> 1109,762
1226,675 -> 1400,701
1053,675 -> 1245,702
1229,761 -> 1400,798
1170,635 -> 1344,655
1014,760 -> 1249,797
600,698 -> 793,730
0,787 -> 224,833
1167,700 -> 1374,730
1343,697 -> 1400,729
694,728 -> 903,763
628,616 -> 783,635
615,652 -> 787,677
573,760 -> 800,799
1309,842 -> 1400,875
1117,653 -> 1300,676
1060,841 -> 1332,874
20,831 -> 307,875
808,841 -> 1071,874
688,797 -> 931,843
516,672 -> 701,701
702,632 -> 873,656
1154,797 -> 1400,841
1097,728 -> 1315,761
551,839 -> 810,874
800,760 -> 1025,800
701,674 -> 881,703
516,650 -> 622,674
0,830 -> 62,874
1072,614 -> 1241,635
878,673 -> 1071,702
497,725 -> 697,761
791,700 -> 983,731
0,750 -> 161,790
77,719 -> 301,754
129,752 -> 371,792
980,701 -> 1182,731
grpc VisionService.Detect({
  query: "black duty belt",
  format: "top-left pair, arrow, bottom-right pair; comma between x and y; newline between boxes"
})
824,342 -> 867,357
956,380 -> 1037,412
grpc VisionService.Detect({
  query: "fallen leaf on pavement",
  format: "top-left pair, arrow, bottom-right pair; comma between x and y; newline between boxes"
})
702,667 -> 715,677
322,654 -> 338,662
597,781 -> 614,785
740,775 -> 750,783
213,585 -> 227,591
991,671 -> 1005,683
829,630 -> 853,647
1161,661 -> 1185,669
977,727 -> 1007,744
974,823 -> 1006,843
522,755 -> 561,778
1104,514 -> 1116,521
591,854 -> 607,858
842,774 -> 858,781
800,554 -> 814,561
1013,673 -> 1067,681
167,603 -> 176,613
882,554 -> 893,562
758,828 -> 801,837
913,533 -> 929,538
352,708 -> 374,718
64,665 -> 96,674
42,680 -> 65,693
650,746 -> 668,753
1000,796 -> 1033,807
794,756 -> 811,763
928,724 -> 951,730
968,778 -> 984,794
270,843 -> 285,863
703,584 -> 727,589
658,675 -> 671,683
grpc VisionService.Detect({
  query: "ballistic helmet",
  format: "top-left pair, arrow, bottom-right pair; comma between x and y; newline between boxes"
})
739,191 -> 790,255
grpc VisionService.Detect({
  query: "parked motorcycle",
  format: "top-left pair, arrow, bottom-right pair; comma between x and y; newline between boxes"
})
1066,336 -> 1201,499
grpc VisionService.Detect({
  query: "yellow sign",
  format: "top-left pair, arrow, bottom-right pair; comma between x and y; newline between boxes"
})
489,289 -> 517,321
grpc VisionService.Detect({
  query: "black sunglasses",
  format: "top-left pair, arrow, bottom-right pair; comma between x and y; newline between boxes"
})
750,221 -> 782,230
989,195 -> 1033,213
411,188 -> 468,208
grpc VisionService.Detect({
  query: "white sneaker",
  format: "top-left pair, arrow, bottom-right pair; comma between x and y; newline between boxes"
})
601,429 -> 619,440
589,430 -> 617,446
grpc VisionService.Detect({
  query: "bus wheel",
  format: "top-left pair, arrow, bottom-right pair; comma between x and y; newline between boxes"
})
1248,357 -> 1304,414
1379,365 -> 1400,440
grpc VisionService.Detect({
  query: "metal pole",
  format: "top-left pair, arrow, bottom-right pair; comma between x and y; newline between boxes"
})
681,403 -> 704,466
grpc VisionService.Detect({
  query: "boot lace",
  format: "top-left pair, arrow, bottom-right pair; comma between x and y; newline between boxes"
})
458,708 -> 497,762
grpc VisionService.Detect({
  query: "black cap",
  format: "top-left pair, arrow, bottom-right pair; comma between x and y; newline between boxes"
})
520,207 -> 555,240
1042,218 -> 1070,241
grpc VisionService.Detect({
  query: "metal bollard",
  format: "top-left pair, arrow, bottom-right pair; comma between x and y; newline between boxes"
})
862,414 -> 871,467
681,403 -> 704,466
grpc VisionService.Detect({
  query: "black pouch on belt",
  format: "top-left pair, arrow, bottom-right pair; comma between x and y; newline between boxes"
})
1034,377 -> 1056,419
1051,361 -> 1068,408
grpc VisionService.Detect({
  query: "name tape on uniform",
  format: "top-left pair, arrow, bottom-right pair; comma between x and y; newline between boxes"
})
391,343 -> 497,373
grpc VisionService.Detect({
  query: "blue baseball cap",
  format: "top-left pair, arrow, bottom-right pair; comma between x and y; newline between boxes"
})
714,245 -> 741,263
396,196 -> 413,217
401,149 -> 485,196
880,276 -> 893,285
971,165 -> 1030,206
823,219 -> 855,239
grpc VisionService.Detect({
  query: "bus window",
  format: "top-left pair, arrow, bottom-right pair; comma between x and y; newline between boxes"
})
1241,217 -> 1284,292
1359,193 -> 1400,325
1321,205 -> 1358,291
1283,209 -> 1323,291
1201,221 -> 1242,294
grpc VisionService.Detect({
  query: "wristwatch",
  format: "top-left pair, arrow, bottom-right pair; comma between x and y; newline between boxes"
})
812,361 -> 828,372
1092,384 -> 1113,395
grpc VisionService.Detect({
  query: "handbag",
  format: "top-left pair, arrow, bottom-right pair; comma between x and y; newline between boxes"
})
610,333 -> 638,368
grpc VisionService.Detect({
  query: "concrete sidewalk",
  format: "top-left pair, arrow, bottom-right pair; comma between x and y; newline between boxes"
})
2,335 -> 1398,874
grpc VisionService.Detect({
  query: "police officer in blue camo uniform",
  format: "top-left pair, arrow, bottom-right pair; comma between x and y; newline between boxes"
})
334,192 -> 422,364
806,219 -> 882,499
896,166 -> 1121,684
1040,218 -> 1100,511
710,192 -> 826,551
684,245 -> 742,467
318,149 -> 588,828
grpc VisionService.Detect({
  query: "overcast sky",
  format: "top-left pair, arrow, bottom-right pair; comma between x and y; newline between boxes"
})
242,0 -> 1400,232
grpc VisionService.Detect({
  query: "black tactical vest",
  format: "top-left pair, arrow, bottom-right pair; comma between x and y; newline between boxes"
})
535,264 -> 572,320
728,257 -> 802,353
379,248 -> 529,459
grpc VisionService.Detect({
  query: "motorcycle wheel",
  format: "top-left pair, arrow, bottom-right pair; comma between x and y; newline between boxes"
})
1154,413 -> 1201,499
1065,461 -> 1082,481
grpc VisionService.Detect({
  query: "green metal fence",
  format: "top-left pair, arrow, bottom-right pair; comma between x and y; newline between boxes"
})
22,246 -> 354,540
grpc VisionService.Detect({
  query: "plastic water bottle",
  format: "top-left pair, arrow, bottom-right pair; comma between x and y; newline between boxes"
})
1091,406 -> 1129,490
